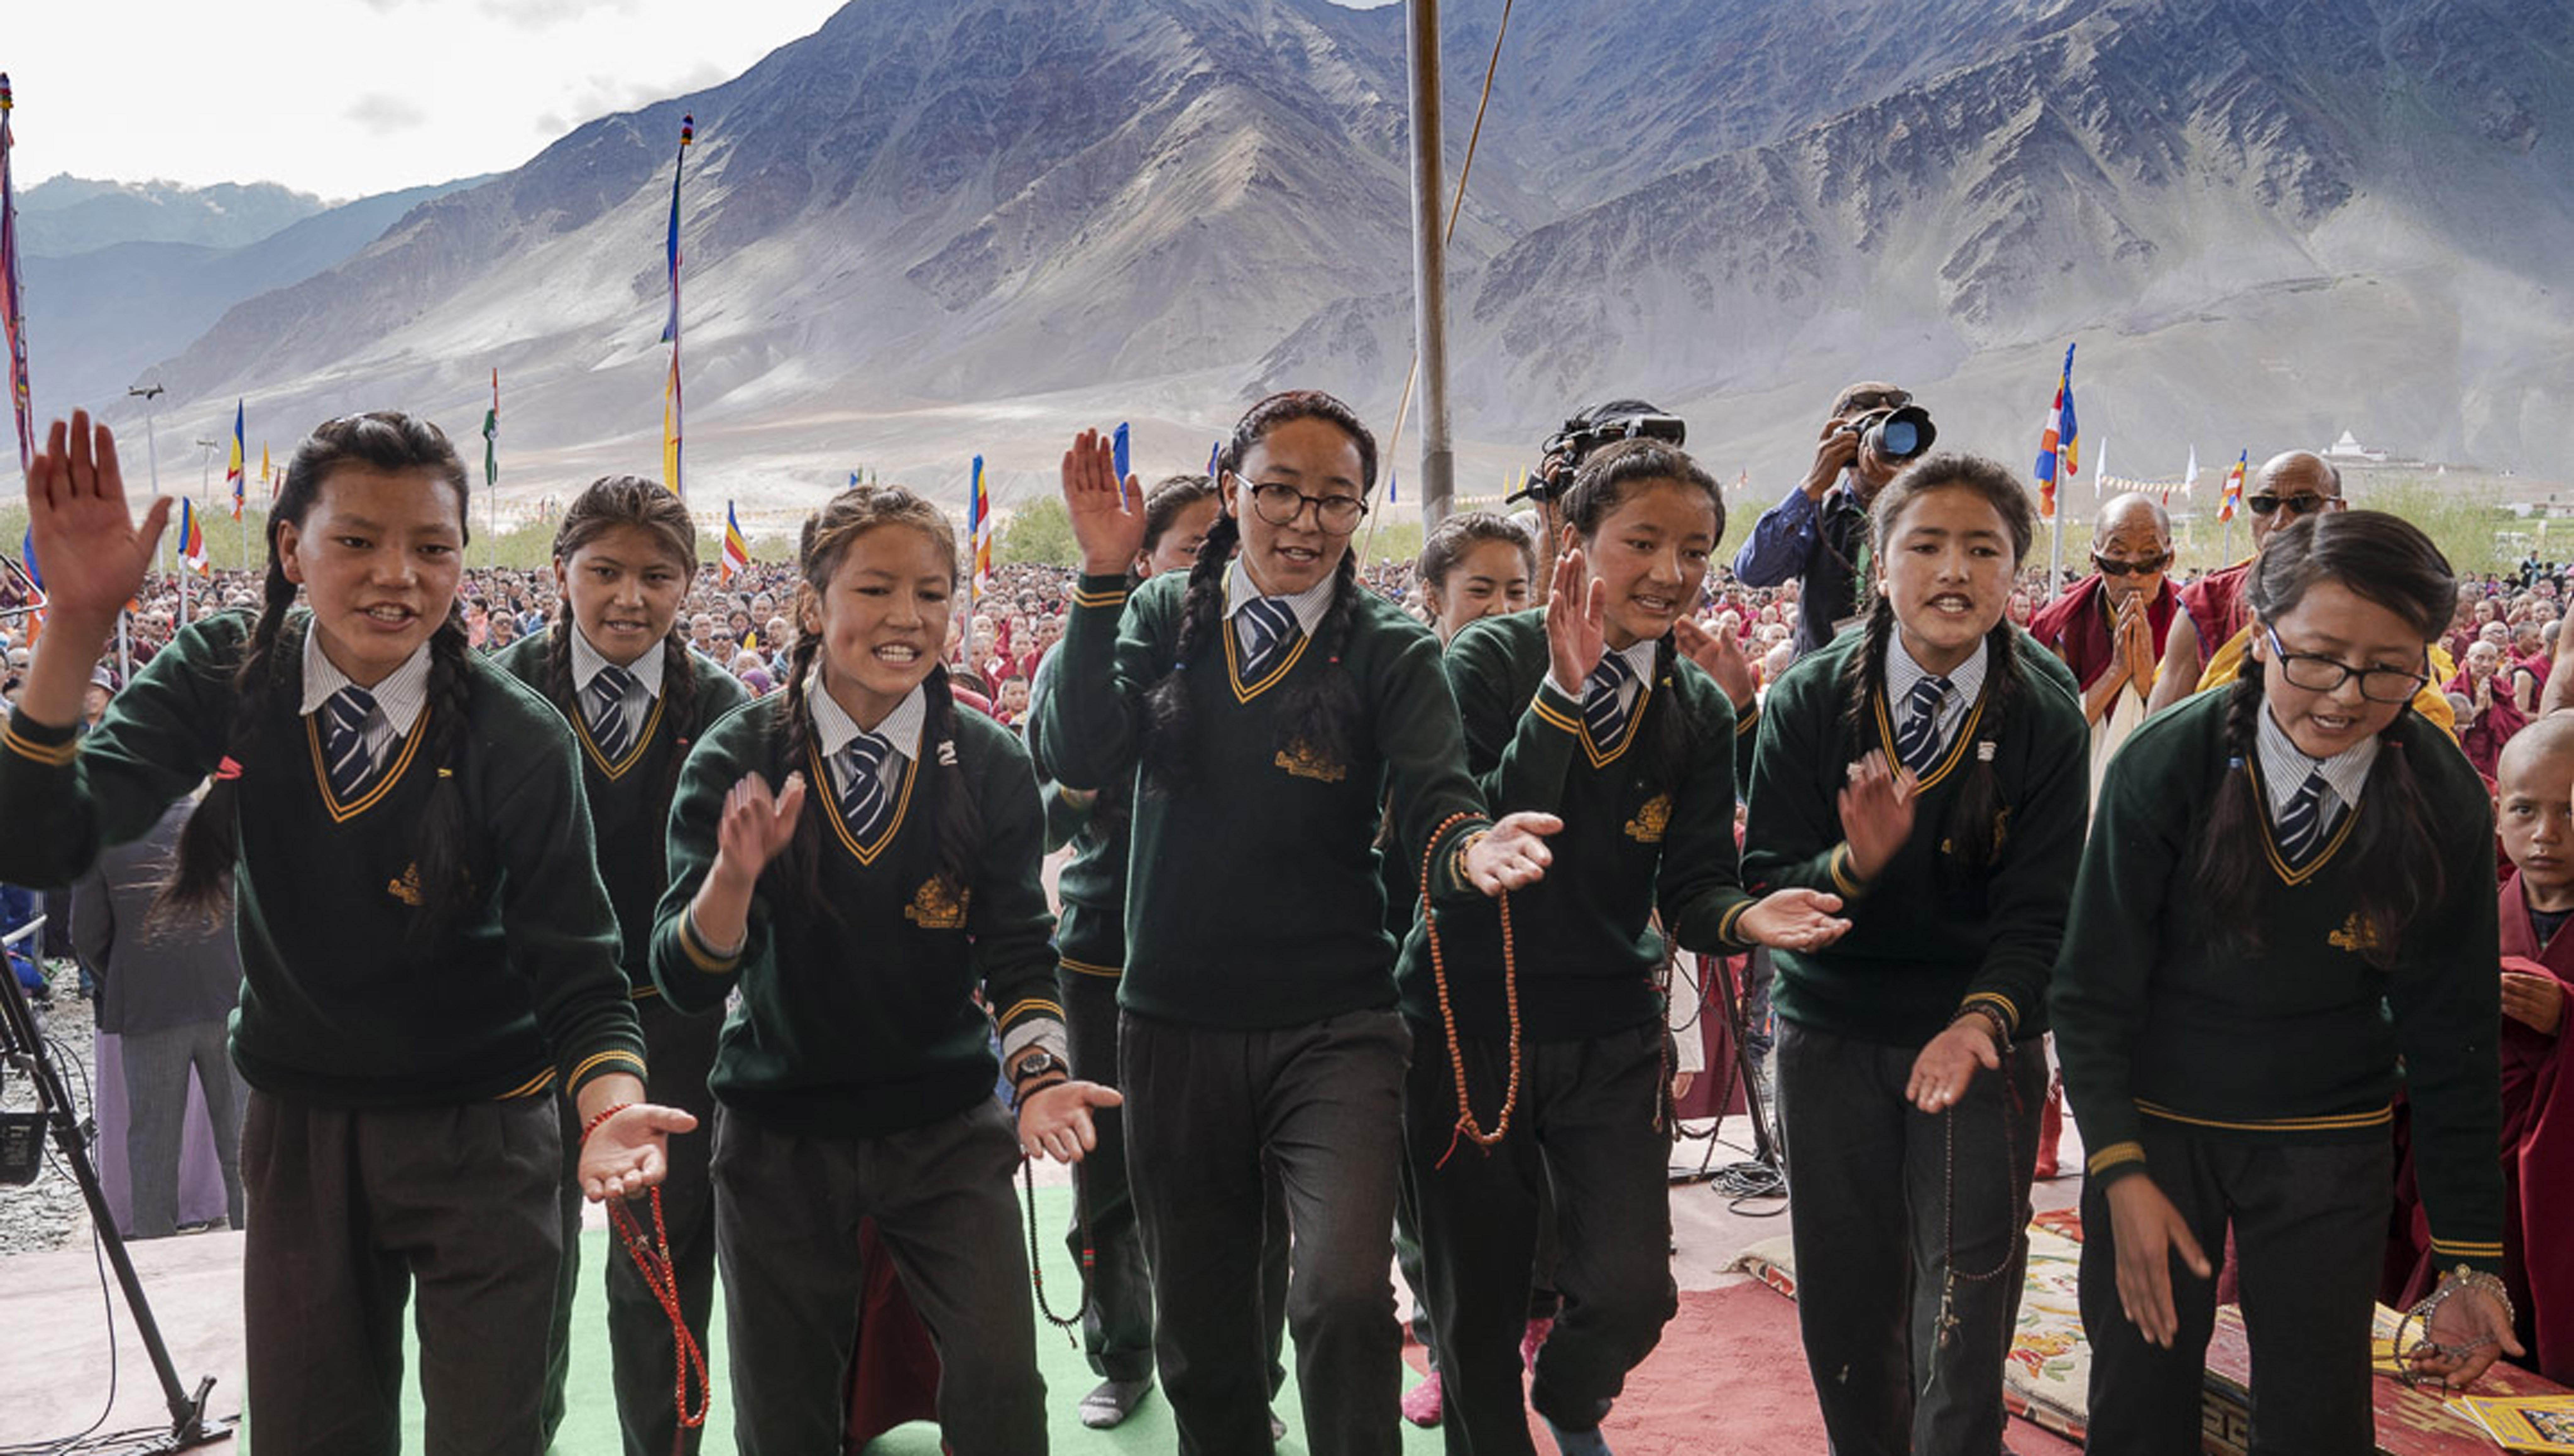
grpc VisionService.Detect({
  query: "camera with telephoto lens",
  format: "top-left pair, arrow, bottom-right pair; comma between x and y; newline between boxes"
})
1511,400 -> 1689,504
1843,402 -> 1936,462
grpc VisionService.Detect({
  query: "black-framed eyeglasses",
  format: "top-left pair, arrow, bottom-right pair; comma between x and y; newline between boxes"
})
2263,628 -> 2429,703
1236,474 -> 1367,536
2246,493 -> 2334,518
2092,551 -> 2171,577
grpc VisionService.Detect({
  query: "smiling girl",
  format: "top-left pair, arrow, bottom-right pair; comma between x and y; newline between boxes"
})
1404,440 -> 1848,1455
1742,451 -> 2090,1455
1039,393 -> 1559,1456
495,475 -> 749,1456
2052,510 -> 2515,1453
651,483 -> 1115,1456
0,412 -> 682,1453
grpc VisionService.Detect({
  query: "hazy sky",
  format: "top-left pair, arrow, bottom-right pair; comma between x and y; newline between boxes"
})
6,0 -> 1400,202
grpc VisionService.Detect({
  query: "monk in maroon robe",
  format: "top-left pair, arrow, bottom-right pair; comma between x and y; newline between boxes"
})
2146,450 -> 2346,714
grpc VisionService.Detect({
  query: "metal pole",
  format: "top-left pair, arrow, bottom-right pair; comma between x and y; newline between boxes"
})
128,384 -> 163,577
1405,0 -> 1455,530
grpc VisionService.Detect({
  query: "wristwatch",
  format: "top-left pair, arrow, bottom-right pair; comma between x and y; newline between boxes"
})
1010,1049 -> 1067,1087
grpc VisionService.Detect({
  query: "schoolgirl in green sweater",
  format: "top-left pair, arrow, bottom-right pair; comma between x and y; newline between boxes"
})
1742,452 -> 2090,1456
650,483 -> 1116,1456
2052,510 -> 2516,1452
495,475 -> 748,1456
0,411 -> 684,1454
1039,392 -> 1559,1456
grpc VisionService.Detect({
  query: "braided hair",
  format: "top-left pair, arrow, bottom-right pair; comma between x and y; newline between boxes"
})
1555,438 -> 1725,794
543,475 -> 703,848
1838,452 -> 2037,877
772,484 -> 978,917
159,412 -> 476,935
1142,390 -> 1375,791
2182,511 -> 2454,967
1417,510 -> 1537,633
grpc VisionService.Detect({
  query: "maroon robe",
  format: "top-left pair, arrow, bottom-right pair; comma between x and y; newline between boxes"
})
2447,666 -> 2529,780
2028,573 -> 2178,691
2177,559 -> 2254,660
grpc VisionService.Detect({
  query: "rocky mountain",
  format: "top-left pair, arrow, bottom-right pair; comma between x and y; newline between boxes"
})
17,176 -> 327,257
43,0 -> 2574,508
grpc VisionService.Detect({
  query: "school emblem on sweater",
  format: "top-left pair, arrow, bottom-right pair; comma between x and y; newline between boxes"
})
1274,739 -> 1347,783
386,863 -> 423,907
1624,794 -> 1672,843
2328,912 -> 2382,955
903,878 -> 969,930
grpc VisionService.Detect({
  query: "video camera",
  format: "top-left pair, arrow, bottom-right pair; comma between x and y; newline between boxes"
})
1841,401 -> 1936,463
1511,399 -> 1688,504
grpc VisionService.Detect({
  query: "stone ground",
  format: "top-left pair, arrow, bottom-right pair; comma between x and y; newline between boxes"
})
1,958 -> 108,1257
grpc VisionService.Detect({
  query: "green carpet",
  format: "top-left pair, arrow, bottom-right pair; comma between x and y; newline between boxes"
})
318,1183 -> 1447,1453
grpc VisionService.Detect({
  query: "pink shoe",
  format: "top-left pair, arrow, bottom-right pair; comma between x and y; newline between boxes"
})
1401,1369 -> 1444,1427
1522,1317 -> 1555,1371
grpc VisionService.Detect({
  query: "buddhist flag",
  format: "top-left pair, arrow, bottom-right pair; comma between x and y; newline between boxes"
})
482,368 -> 499,488
966,454 -> 993,610
659,114 -> 693,498
178,497 -> 208,575
2217,449 -> 2248,524
0,75 -> 28,474
720,500 -> 750,585
2033,343 -> 2078,519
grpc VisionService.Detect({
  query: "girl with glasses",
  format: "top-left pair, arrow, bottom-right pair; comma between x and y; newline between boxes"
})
2054,510 -> 2516,1452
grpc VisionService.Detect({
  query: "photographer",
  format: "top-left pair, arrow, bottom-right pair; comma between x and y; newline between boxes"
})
1730,382 -> 1933,657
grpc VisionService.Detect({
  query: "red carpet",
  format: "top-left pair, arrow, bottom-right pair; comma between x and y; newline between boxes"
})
1479,1280 -> 2083,1455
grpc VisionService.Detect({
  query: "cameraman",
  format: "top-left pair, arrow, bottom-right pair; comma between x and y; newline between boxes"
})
1730,382 -> 1923,657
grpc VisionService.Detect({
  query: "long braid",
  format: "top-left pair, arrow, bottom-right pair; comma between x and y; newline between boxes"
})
405,614 -> 478,939
157,569 -> 296,922
921,663 -> 983,898
1639,632 -> 1689,794
545,600 -> 578,713
1842,591 -> 1899,756
1141,509 -> 1239,791
655,630 -> 701,851
2184,654 -> 2274,950
1943,619 -> 2023,874
769,631 -> 831,917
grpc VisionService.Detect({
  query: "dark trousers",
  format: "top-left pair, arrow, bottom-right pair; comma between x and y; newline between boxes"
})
1122,1006 -> 1410,1456
121,1017 -> 245,1238
241,1090 -> 564,1456
1405,1018 -> 1677,1455
712,1102 -> 1046,1456
1060,967 -> 1290,1387
1396,1155 -> 1562,1365
1775,1020 -> 2048,1456
2079,1131 -> 2390,1456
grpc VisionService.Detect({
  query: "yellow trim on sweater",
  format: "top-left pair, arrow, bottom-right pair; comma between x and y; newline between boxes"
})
2086,1141 -> 2147,1175
497,1067 -> 558,1100
2,721 -> 79,766
1222,615 -> 1313,703
1059,957 -> 1124,980
998,997 -> 1064,1028
568,1049 -> 648,1088
2135,1099 -> 2392,1133
677,913 -> 742,973
809,739 -> 918,866
1958,991 -> 2020,1035
307,706 -> 431,824
573,691 -> 668,781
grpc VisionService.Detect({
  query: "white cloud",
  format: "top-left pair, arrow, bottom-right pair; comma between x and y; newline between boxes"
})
475,0 -> 644,31
347,94 -> 432,136
534,62 -> 729,136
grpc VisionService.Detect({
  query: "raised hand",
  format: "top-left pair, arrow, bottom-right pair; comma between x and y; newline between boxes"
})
1060,428 -> 1146,575
1736,887 -> 1850,954
1465,810 -> 1563,895
25,411 -> 170,627
1017,1079 -> 1124,1164
1675,614 -> 1757,710
714,771 -> 805,884
1544,548 -> 1607,697
1836,750 -> 1918,881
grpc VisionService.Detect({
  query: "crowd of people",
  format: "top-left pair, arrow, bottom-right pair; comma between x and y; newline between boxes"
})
0,379 -> 2565,1456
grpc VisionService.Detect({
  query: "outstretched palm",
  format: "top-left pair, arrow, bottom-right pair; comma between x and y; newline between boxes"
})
27,412 -> 170,626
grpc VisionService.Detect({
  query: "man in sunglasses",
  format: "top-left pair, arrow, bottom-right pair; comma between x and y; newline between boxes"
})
1730,381 -> 1916,659
2145,450 -> 2345,714
2032,492 -> 2177,729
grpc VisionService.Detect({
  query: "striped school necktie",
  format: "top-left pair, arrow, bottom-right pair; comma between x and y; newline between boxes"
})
587,663 -> 637,760
1583,652 -> 1636,747
1240,596 -> 1299,679
321,685 -> 379,800
837,733 -> 894,843
1892,674 -> 1952,775
2275,770 -> 2330,867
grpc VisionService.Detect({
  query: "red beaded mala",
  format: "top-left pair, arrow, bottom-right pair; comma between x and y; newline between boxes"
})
1421,810 -> 1522,1168
583,1103 -> 709,1452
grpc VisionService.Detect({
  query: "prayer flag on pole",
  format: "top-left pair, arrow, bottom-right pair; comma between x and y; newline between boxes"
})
2033,343 -> 2078,519
2217,449 -> 2248,523
483,368 -> 499,488
227,402 -> 245,520
0,75 -> 31,474
966,454 -> 993,613
659,114 -> 693,498
720,500 -> 750,586
178,497 -> 208,575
